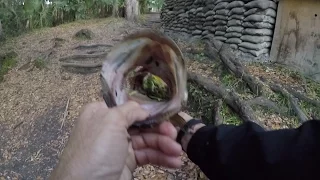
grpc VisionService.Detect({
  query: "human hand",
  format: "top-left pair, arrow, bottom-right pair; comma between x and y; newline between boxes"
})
50,101 -> 182,180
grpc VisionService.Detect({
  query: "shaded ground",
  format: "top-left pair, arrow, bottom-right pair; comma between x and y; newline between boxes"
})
1,13 -> 320,180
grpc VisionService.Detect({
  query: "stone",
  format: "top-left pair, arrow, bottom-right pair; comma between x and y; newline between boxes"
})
74,29 -> 94,39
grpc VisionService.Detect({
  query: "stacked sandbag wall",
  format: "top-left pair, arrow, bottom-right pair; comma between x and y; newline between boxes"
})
161,0 -> 278,58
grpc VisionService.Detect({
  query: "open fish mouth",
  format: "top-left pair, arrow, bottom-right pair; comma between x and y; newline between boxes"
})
100,30 -> 188,127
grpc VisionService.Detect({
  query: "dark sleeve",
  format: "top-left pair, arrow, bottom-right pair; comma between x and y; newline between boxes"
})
186,120 -> 320,180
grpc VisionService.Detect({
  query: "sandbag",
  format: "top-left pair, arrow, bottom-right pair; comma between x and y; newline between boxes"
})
214,15 -> 228,20
215,31 -> 226,36
245,0 -> 277,10
228,14 -> 245,20
241,35 -> 272,43
204,21 -> 213,26
239,47 -> 269,57
192,30 -> 203,35
225,32 -> 242,38
242,22 -> 274,29
239,42 -> 271,51
209,26 -> 216,32
216,25 -> 228,31
243,28 -> 273,36
229,44 -> 239,50
229,7 -> 246,15
214,0 -> 233,4
206,15 -> 215,21
226,38 -> 242,44
228,20 -> 242,26
214,36 -> 227,41
244,8 -> 258,16
244,8 -> 276,17
227,1 -> 244,9
202,30 -> 209,36
213,19 -> 227,26
205,10 -> 215,17
226,26 -> 244,33
244,14 -> 275,24
216,9 -> 230,16
214,2 -> 229,10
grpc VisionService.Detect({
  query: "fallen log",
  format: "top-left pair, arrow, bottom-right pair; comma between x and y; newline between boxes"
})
74,44 -> 113,50
270,84 -> 309,123
188,71 -> 267,129
247,96 -> 288,116
285,86 -> 320,108
212,99 -> 223,126
59,52 -> 108,62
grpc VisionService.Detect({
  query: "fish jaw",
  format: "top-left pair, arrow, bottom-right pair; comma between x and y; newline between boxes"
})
101,30 -> 188,126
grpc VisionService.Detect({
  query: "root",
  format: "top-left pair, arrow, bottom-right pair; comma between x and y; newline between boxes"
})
74,44 -> 113,50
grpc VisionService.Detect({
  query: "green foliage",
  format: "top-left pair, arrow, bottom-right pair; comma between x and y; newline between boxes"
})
220,103 -> 242,126
0,0 -> 123,38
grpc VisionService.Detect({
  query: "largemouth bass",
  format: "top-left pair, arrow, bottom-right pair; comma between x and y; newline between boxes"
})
100,30 -> 188,127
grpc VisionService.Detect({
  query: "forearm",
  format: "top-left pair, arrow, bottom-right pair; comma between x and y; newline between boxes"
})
185,120 -> 320,179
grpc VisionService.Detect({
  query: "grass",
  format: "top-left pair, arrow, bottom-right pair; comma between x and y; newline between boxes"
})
34,57 -> 47,69
187,82 -> 242,126
0,52 -> 18,82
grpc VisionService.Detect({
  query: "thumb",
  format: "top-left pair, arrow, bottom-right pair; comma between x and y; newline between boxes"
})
117,101 -> 150,127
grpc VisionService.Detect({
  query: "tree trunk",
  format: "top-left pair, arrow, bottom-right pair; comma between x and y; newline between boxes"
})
125,0 -> 139,21
112,0 -> 119,17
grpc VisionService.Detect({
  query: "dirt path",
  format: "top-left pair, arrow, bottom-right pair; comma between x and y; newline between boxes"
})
0,14 -> 206,180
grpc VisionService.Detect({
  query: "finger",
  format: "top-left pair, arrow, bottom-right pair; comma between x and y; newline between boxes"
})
131,133 -> 182,156
116,101 -> 150,126
135,149 -> 182,168
136,121 -> 178,140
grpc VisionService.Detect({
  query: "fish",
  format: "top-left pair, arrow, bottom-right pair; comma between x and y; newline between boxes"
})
100,30 -> 188,127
